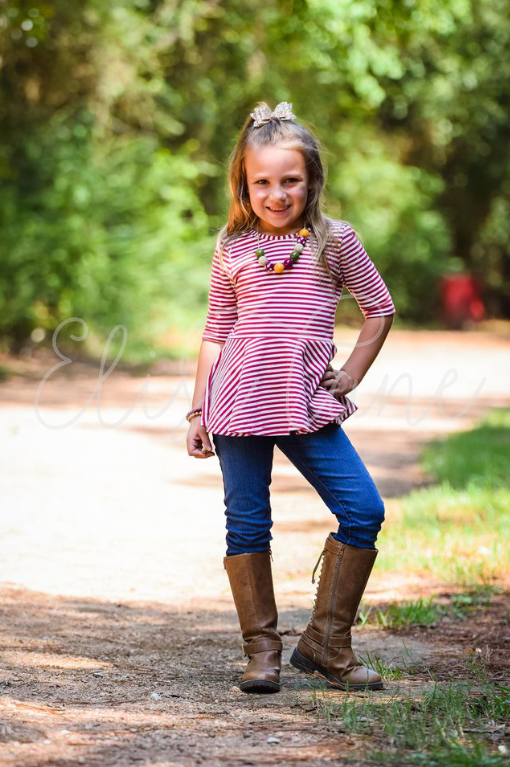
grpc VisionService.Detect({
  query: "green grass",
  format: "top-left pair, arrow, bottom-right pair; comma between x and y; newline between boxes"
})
359,597 -> 442,630
305,410 -> 510,766
422,408 -> 510,490
358,586 -> 499,631
352,642 -> 428,680
312,675 -> 510,766
357,651 -> 404,681
449,585 -> 498,618
377,408 -> 510,587
377,742 -> 509,766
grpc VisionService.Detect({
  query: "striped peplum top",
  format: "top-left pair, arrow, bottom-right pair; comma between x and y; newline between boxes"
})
200,218 -> 395,437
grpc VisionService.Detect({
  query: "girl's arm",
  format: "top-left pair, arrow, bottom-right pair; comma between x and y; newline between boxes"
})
321,315 -> 394,396
191,340 -> 224,410
187,242 -> 237,459
187,340 -> 224,459
321,223 -> 396,397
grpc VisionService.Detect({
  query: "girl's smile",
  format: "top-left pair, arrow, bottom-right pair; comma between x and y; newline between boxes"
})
244,146 -> 311,235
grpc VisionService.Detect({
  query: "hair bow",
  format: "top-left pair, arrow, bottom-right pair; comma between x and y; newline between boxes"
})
250,101 -> 297,128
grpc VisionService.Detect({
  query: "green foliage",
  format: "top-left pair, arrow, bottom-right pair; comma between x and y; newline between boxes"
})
1,0 -> 510,357
329,130 -> 453,320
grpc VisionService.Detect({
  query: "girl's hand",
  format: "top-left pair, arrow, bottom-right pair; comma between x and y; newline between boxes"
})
186,417 -> 215,459
319,364 -> 357,398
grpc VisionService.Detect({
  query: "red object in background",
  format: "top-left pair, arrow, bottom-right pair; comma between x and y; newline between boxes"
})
441,273 -> 485,329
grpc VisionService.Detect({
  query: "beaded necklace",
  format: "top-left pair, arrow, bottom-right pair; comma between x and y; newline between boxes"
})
254,225 -> 311,273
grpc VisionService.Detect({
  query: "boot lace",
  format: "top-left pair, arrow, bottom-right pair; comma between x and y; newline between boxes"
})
311,547 -> 324,584
309,546 -> 325,621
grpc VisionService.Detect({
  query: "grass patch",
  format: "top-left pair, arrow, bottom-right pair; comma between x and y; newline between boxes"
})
379,482 -> 510,585
355,643 -> 429,681
449,585 -> 498,619
422,408 -> 510,490
359,586 -> 499,631
312,677 -> 510,766
357,651 -> 404,681
359,597 -> 443,630
378,742 -> 509,766
377,408 -> 510,586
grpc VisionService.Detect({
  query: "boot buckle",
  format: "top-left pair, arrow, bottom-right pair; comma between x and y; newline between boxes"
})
243,637 -> 283,656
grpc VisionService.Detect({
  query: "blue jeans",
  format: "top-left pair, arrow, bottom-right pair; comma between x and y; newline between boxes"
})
212,422 -> 385,556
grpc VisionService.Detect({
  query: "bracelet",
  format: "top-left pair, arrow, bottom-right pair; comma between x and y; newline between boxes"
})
186,407 -> 202,423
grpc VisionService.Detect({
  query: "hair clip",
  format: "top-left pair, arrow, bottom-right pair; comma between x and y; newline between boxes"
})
250,101 -> 297,128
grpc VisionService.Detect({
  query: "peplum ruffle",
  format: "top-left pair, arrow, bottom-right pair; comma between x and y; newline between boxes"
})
201,335 -> 357,437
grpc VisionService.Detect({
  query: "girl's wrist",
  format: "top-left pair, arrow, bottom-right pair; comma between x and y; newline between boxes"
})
186,407 -> 203,423
331,368 -> 358,396
340,367 -> 363,387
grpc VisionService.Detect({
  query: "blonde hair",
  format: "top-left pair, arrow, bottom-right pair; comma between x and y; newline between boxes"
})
216,100 -> 338,282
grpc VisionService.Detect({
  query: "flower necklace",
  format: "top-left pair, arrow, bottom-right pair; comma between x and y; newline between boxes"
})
254,224 -> 311,273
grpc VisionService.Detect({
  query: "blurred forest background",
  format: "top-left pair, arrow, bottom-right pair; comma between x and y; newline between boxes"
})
1,0 -> 509,362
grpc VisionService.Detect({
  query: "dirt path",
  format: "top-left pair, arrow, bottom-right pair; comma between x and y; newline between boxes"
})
0,329 -> 509,766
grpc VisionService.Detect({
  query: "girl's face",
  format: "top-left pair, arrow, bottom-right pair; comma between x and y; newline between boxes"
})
244,145 -> 311,235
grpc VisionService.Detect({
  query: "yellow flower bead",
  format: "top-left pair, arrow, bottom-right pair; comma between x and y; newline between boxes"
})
299,228 -> 309,237
274,262 -> 285,273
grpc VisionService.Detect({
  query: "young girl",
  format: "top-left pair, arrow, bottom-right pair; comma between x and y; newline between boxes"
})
186,101 -> 395,694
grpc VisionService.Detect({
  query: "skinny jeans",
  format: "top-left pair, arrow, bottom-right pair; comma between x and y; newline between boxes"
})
212,421 -> 385,556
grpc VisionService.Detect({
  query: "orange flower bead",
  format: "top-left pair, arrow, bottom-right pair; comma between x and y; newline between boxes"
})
274,262 -> 285,273
299,228 -> 309,237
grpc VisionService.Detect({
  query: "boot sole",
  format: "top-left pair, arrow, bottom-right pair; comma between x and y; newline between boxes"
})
239,679 -> 281,694
290,647 -> 384,691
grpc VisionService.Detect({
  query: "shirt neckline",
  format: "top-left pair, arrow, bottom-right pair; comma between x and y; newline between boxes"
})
249,226 -> 306,241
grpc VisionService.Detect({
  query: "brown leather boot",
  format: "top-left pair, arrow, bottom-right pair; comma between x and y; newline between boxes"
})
223,549 -> 282,693
290,533 -> 383,691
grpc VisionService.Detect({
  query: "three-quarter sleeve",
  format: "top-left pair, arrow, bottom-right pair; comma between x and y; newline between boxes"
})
201,244 -> 238,343
338,223 -> 396,318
